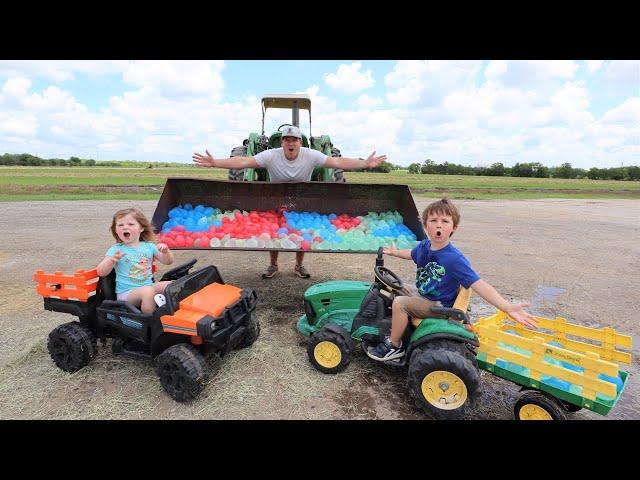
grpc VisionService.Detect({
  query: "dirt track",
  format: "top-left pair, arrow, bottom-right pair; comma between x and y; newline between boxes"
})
0,198 -> 638,420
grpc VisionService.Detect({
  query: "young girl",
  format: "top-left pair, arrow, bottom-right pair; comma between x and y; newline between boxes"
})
96,207 -> 174,313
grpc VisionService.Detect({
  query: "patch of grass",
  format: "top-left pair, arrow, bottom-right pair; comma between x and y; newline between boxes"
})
1,166 -> 638,201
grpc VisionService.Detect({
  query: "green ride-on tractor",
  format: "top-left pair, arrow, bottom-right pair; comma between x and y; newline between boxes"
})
297,248 -> 481,419
227,94 -> 345,183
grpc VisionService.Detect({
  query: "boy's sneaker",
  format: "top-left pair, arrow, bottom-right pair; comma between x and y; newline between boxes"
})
261,264 -> 279,279
366,337 -> 405,362
294,264 -> 311,278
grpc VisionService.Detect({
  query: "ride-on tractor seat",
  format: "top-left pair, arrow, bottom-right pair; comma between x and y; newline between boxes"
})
411,287 -> 472,328
99,270 -> 117,301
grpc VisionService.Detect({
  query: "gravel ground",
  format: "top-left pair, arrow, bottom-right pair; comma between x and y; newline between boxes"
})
0,198 -> 638,420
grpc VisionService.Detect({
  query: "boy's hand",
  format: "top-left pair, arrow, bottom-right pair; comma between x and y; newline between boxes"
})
505,303 -> 539,329
383,241 -> 398,257
157,243 -> 170,254
111,251 -> 123,264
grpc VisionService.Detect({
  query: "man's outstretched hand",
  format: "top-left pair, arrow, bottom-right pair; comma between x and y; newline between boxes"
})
192,150 -> 215,168
364,151 -> 387,169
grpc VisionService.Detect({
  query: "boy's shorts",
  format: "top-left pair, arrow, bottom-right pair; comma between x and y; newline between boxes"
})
394,295 -> 443,319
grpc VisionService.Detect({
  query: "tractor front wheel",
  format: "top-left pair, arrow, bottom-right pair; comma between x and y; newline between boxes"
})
47,321 -> 97,372
407,339 -> 480,419
155,344 -> 209,402
307,326 -> 353,374
514,390 -> 568,420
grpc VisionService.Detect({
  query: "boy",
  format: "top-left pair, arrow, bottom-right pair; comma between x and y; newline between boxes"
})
367,198 -> 538,362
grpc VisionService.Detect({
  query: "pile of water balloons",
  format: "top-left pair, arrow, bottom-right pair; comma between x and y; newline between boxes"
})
156,203 -> 420,251
490,330 -> 624,401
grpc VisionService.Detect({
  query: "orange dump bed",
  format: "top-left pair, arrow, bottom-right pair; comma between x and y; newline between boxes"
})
34,268 -> 99,301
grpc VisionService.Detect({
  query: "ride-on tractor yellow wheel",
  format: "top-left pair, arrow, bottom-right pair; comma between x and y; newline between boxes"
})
421,371 -> 469,410
407,339 -> 480,420
514,390 -> 568,420
307,326 -> 353,374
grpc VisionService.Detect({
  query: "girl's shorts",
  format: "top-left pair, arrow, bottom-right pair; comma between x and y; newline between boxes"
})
117,290 -> 131,302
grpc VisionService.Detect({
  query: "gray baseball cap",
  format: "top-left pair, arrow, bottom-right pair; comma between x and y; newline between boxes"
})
281,125 -> 302,139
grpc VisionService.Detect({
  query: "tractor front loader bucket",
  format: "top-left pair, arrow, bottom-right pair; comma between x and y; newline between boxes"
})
152,178 -> 425,253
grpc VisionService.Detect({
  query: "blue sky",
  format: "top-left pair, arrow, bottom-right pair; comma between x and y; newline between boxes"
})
0,60 -> 637,168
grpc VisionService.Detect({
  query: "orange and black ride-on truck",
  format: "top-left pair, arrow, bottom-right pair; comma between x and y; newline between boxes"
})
34,259 -> 259,402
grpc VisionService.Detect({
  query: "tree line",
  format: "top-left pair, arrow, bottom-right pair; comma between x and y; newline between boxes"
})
0,153 -> 184,168
2,153 -> 638,180
407,159 -> 640,181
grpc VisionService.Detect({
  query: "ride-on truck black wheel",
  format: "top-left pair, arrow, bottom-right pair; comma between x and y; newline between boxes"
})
235,312 -> 260,349
307,326 -> 353,374
407,339 -> 480,420
514,390 -> 568,420
155,344 -> 209,402
47,321 -> 97,372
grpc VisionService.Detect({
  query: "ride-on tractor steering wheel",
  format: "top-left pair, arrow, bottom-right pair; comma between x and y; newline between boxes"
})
159,259 -> 197,282
374,266 -> 404,292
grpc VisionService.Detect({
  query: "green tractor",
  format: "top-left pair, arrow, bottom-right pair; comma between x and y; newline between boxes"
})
227,94 -> 345,183
297,248 -> 482,419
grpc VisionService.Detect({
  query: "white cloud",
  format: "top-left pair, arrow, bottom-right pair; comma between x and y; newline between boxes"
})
483,60 -> 578,89
357,94 -> 382,108
0,60 -> 637,169
2,77 -> 32,98
586,60 -> 604,74
324,62 -> 375,94
385,60 -> 482,107
598,60 -> 640,90
0,60 -> 129,83
122,61 -> 226,100
600,97 -> 640,124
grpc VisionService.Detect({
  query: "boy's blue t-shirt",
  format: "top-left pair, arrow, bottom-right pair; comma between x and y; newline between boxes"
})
410,239 -> 480,308
105,242 -> 158,294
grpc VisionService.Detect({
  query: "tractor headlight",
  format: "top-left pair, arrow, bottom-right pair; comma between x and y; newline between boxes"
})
210,320 -> 217,332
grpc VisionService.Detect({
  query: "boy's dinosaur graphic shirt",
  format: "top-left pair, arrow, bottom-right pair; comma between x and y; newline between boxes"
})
410,239 -> 480,308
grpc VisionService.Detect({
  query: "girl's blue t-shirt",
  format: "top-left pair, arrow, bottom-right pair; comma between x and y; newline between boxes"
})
106,242 -> 158,294
410,239 -> 480,308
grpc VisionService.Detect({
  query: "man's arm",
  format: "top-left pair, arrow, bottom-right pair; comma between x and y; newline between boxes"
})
470,279 -> 538,328
192,149 -> 259,169
324,150 -> 387,170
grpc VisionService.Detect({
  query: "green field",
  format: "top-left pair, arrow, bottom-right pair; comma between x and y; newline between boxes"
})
1,166 -> 638,201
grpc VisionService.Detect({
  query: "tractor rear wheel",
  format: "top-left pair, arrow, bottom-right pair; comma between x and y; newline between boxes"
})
235,312 -> 260,349
514,390 -> 568,420
330,147 -> 346,183
407,339 -> 480,419
155,344 -> 209,402
228,145 -> 247,181
47,321 -> 97,372
307,326 -> 354,374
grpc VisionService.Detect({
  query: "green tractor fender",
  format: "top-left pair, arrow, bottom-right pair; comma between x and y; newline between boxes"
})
407,318 -> 479,359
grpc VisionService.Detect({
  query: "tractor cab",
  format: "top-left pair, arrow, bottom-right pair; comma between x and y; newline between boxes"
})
228,94 -> 344,183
